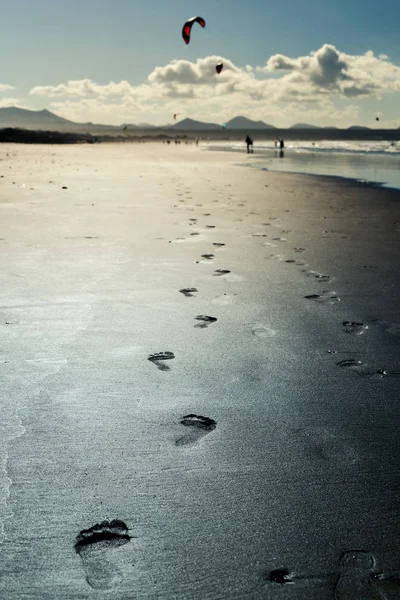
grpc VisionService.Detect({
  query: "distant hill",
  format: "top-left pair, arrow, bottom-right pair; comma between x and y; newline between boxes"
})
121,122 -> 156,129
0,107 -> 74,128
0,107 -> 117,132
0,107 -> 398,140
290,123 -> 321,129
171,118 -> 221,131
225,116 -> 276,129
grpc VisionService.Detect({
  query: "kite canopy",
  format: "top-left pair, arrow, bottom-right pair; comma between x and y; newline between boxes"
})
182,16 -> 206,44
376,116 -> 380,121
216,62 -> 223,74
221,123 -> 227,129
173,113 -> 179,121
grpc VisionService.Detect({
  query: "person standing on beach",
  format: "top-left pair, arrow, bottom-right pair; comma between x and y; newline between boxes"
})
245,135 -> 253,154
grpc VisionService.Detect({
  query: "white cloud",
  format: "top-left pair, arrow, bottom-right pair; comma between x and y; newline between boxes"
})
0,84 -> 16,92
263,44 -> 400,98
0,97 -> 28,109
30,79 -> 135,99
28,44 -> 400,127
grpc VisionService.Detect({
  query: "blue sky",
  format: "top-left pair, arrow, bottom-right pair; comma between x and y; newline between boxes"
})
0,0 -> 399,126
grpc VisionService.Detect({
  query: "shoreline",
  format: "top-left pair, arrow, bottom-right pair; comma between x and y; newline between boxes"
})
204,144 -> 400,192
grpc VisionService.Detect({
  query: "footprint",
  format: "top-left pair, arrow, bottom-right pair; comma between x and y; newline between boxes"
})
175,414 -> 216,446
213,269 -> 231,276
201,254 -> 214,260
301,428 -> 358,465
385,323 -> 400,336
337,359 -> 363,369
343,321 -> 368,335
264,567 -> 330,598
212,242 -> 225,247
268,569 -> 294,584
304,291 -> 340,304
179,288 -> 198,297
148,352 -> 175,371
194,315 -> 217,328
212,293 -> 235,306
250,324 -> 276,338
75,520 -> 131,589
334,551 -> 382,599
294,247 -> 305,253
314,273 -> 332,282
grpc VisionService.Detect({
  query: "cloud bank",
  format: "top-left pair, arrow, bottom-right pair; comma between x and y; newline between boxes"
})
26,44 -> 400,126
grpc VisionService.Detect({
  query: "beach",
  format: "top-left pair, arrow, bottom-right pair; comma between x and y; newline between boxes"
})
1,142 -> 400,599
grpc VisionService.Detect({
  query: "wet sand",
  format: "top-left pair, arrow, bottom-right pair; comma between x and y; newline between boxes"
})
0,142 -> 400,598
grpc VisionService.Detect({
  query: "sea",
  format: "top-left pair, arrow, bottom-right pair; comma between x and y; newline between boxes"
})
204,139 -> 400,191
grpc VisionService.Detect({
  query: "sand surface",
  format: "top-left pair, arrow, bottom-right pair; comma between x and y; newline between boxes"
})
1,142 -> 400,599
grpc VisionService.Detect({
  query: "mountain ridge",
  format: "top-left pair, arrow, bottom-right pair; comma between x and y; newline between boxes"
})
0,107 -> 395,134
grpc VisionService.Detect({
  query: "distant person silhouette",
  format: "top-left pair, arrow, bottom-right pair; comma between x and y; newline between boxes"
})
280,139 -> 284,149
245,135 -> 253,154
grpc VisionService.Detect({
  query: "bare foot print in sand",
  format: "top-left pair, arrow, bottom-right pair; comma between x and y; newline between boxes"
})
176,414 -> 217,446
301,427 -> 358,465
268,569 -> 294,584
179,288 -> 198,297
148,352 -> 175,371
337,359 -> 364,370
305,291 -> 340,304
342,321 -> 368,335
75,520 -> 131,589
334,551 -> 382,599
212,293 -> 236,306
194,315 -> 217,328
304,270 -> 333,283
250,324 -> 276,338
264,567 -> 330,598
213,269 -> 231,276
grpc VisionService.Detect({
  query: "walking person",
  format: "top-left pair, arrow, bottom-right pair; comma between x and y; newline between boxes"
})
245,135 -> 253,154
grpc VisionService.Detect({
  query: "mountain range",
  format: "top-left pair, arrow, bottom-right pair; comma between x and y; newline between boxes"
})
0,107 -> 397,133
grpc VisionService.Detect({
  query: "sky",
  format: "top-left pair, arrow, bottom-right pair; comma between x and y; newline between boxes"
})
0,0 -> 399,127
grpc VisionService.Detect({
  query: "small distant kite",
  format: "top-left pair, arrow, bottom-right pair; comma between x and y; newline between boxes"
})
123,125 -> 129,136
216,62 -> 223,74
174,113 -> 179,121
182,16 -> 206,44
376,116 -> 380,121
221,123 -> 227,129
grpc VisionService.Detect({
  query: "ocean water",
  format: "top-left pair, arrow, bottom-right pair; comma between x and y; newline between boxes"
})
204,140 -> 400,190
